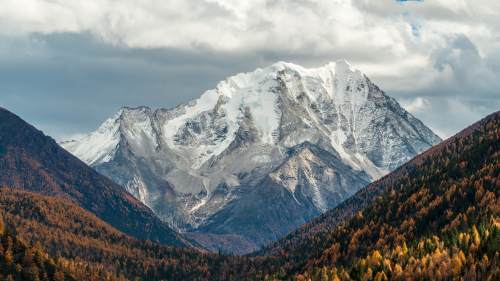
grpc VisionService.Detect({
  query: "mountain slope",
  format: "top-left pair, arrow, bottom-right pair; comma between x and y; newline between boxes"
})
0,188 -> 278,281
0,215 -> 77,281
261,111 -> 500,280
62,60 -> 441,251
198,142 -> 370,245
0,107 -> 191,248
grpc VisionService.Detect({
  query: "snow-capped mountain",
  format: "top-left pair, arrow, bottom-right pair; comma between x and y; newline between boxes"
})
62,60 -> 441,252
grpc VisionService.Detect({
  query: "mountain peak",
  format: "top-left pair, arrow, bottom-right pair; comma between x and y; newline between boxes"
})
269,60 -> 302,70
333,58 -> 356,75
268,59 -> 353,70
333,58 -> 352,67
263,59 -> 358,79
120,105 -> 152,114
62,61 -> 441,250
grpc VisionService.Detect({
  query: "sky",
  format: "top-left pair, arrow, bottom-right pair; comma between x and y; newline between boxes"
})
0,0 -> 499,140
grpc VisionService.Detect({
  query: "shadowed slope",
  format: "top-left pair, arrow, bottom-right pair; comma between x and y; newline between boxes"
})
0,107 -> 190,247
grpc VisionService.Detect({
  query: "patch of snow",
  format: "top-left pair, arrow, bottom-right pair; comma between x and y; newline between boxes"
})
189,195 -> 209,214
251,154 -> 272,164
161,65 -> 282,169
353,152 -> 388,180
126,176 -> 150,206
62,110 -> 122,165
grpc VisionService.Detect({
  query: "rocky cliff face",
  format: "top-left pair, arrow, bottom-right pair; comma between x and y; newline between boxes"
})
62,60 -> 441,252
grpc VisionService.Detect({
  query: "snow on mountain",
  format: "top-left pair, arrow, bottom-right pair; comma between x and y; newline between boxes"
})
62,60 -> 441,252
61,110 -> 122,165
198,142 -> 371,246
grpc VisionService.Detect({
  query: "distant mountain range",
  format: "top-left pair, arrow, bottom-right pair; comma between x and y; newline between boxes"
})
62,60 -> 441,252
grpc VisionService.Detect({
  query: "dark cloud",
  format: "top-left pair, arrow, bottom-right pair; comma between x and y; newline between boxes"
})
0,30 -> 498,140
0,33 -> 252,138
430,35 -> 499,97
389,34 -> 500,137
0,32 -> 335,139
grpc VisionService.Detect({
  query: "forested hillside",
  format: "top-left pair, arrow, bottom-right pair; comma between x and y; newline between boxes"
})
0,215 -> 76,281
263,112 -> 500,280
0,188 -> 279,280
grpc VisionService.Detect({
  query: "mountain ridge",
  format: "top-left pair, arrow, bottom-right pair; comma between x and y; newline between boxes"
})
0,107 -> 193,248
261,110 -> 500,256
62,60 -> 441,252
257,110 -> 500,280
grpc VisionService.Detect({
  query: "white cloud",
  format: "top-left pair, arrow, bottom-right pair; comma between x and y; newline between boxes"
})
0,0 -> 499,138
401,97 -> 430,113
2,1 -> 499,78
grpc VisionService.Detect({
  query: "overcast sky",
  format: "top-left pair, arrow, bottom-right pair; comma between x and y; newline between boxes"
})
1,0 -> 499,140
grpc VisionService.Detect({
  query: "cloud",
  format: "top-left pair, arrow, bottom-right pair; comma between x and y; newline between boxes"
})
428,34 -> 500,98
2,1 -> 499,72
0,0 -> 448,54
410,98 -> 498,139
401,97 -> 430,113
0,33 -> 263,139
0,0 -> 499,140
